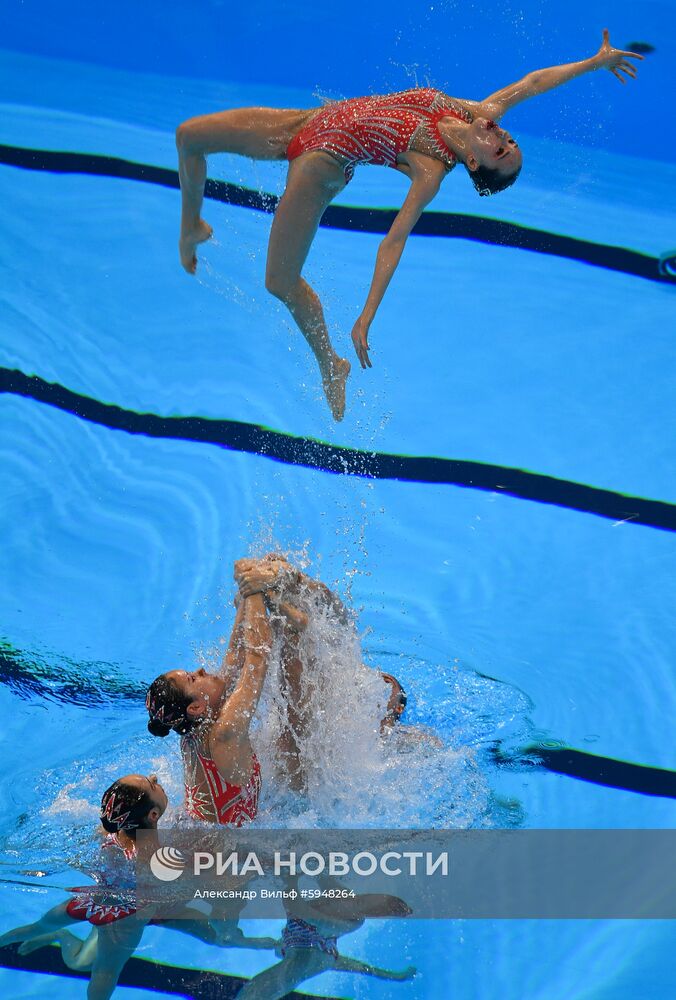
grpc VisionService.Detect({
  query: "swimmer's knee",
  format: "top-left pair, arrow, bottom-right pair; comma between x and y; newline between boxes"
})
265,271 -> 299,303
176,119 -> 200,153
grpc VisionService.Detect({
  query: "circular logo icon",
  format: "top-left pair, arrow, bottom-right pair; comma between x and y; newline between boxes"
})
150,847 -> 186,882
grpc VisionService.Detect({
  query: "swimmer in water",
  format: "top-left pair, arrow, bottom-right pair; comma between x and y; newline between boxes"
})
236,874 -> 416,1000
0,776 -> 167,980
146,557 -> 350,820
380,671 -> 444,748
176,29 -> 643,417
0,775 -> 277,997
146,593 -> 272,827
0,777 -> 212,997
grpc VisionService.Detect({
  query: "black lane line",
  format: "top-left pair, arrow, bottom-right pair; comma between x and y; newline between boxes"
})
2,368 -> 675,532
1,142 -> 674,285
491,744 -> 676,799
0,639 -> 145,706
0,943 -> 341,999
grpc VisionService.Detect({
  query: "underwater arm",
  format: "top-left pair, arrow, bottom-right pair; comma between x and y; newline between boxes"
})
351,156 -> 444,369
481,29 -> 644,119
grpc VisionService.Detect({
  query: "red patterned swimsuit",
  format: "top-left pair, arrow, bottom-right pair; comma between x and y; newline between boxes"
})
287,87 -> 473,182
181,733 -> 261,827
66,835 -> 138,926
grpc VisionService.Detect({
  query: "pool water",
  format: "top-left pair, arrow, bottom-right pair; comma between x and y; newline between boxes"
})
1,2 -> 675,997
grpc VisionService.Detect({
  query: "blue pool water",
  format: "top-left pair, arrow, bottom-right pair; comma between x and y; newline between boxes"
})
1,1 -> 675,997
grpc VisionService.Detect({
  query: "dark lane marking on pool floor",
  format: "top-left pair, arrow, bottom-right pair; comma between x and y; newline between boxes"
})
1,143 -> 675,285
0,638 -> 146,706
0,943 -> 340,999
2,368 -> 675,532
491,743 -> 676,799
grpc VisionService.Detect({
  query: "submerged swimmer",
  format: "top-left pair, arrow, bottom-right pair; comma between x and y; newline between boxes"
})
0,775 -> 277,998
0,775 -> 167,1000
380,671 -> 443,748
176,29 -> 643,416
236,875 -> 415,1000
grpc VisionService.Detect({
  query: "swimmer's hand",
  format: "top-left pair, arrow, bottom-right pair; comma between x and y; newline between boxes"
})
351,316 -> 372,369
235,558 -> 291,598
594,29 -> 644,82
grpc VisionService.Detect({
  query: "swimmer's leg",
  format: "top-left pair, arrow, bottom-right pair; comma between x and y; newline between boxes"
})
0,901 -> 76,948
175,107 -> 307,274
156,901 -> 277,950
205,919 -> 278,950
236,950 -> 335,1000
332,955 -> 417,981
86,918 -> 145,1000
152,916 -> 274,949
265,153 -> 351,421
276,625 -> 314,792
148,917 -> 219,945
57,928 -> 99,971
20,927 -> 99,971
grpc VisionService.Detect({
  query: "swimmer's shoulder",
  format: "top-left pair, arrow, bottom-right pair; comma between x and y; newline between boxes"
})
438,92 -> 485,118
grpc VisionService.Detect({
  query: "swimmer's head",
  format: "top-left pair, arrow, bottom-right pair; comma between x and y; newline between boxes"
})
380,672 -> 408,730
100,774 -> 168,838
146,669 -> 224,737
464,117 -> 522,196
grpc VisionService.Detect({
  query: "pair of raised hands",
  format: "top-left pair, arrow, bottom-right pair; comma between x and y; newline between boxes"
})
234,554 -> 292,601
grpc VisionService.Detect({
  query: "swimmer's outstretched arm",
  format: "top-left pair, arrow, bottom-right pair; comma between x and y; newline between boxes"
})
350,154 -> 445,369
480,29 -> 644,119
212,594 -> 272,739
220,594 -> 247,686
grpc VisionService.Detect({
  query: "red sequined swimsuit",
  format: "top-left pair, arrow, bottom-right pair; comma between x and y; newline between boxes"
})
287,87 -> 472,182
66,835 -> 138,926
181,734 -> 261,827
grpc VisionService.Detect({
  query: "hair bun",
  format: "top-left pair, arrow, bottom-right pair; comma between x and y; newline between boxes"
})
148,719 -> 171,737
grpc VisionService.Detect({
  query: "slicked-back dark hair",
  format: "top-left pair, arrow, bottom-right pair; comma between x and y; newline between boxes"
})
146,674 -> 195,737
100,779 -> 154,840
468,162 -> 521,197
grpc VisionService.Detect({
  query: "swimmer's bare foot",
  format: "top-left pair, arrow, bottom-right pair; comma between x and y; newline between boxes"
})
392,966 -> 417,981
0,927 -> 32,948
322,357 -> 351,422
18,933 -> 57,955
179,218 -> 213,274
